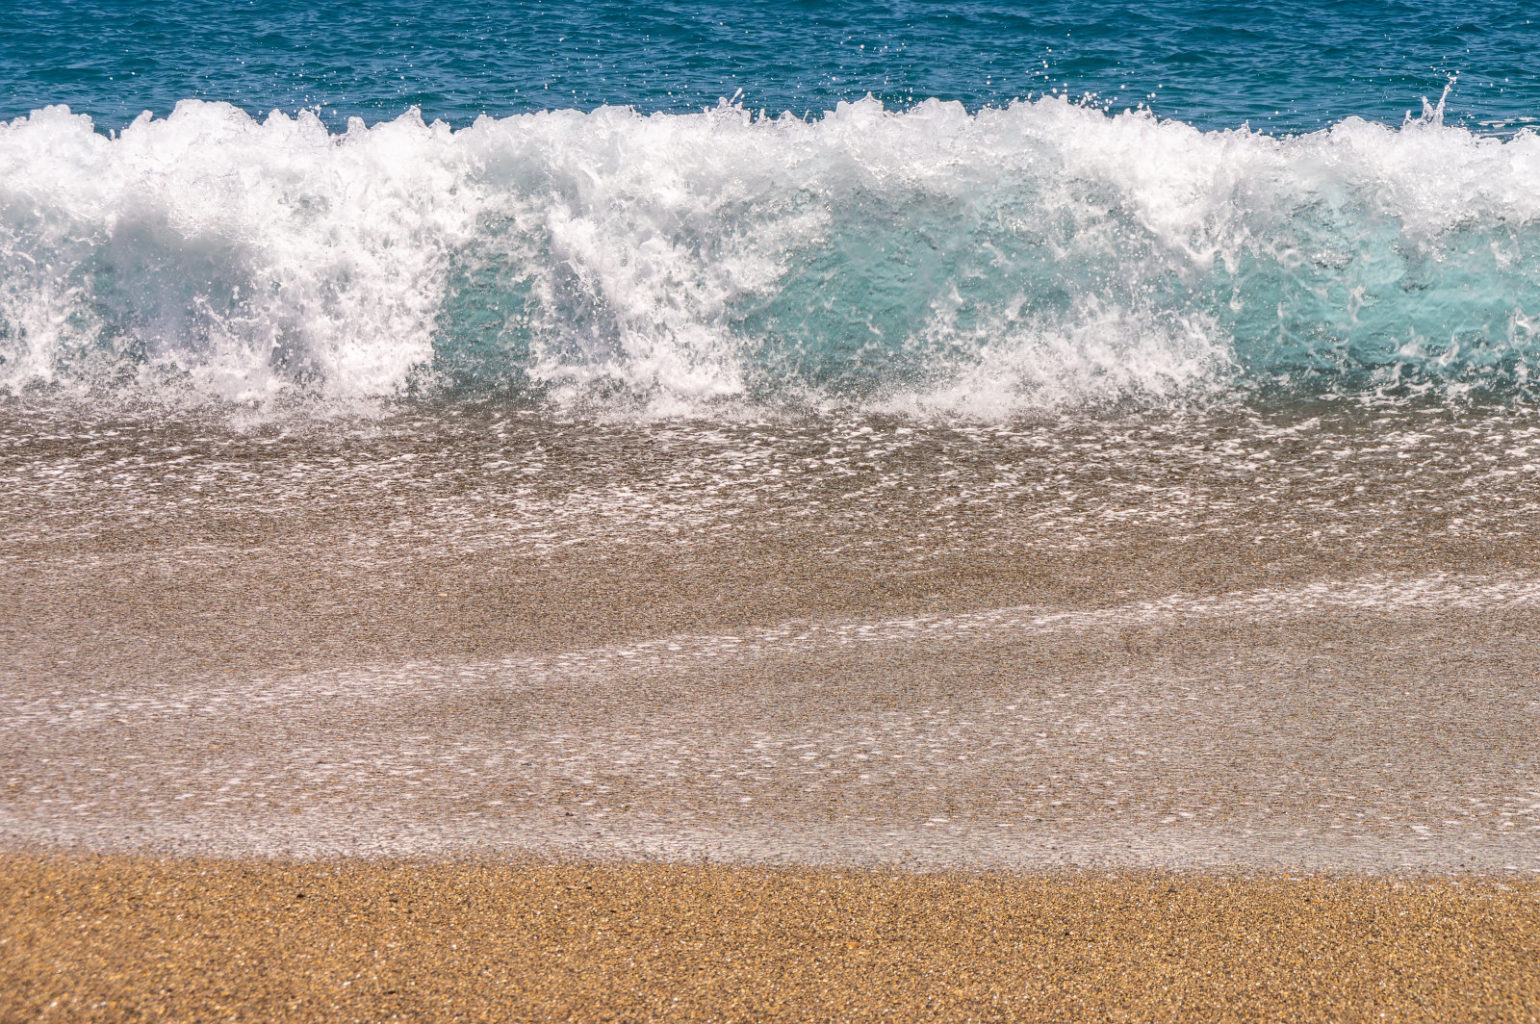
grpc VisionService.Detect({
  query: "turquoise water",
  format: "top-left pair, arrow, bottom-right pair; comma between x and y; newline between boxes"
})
3,1 -> 1540,414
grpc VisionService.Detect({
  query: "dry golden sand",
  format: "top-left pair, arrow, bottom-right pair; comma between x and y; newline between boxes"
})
1,855 -> 1537,1023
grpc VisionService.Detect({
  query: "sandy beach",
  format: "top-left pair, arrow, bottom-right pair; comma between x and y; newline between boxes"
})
3,407 -> 1539,1019
4,855 -> 1538,1023
9,1 -> 1540,1017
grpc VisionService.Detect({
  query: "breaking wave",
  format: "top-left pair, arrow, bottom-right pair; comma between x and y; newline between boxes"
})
4,95 -> 1540,416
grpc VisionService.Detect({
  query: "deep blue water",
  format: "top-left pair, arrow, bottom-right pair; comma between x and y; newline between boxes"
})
3,0 -> 1535,134
3,1 -> 1540,415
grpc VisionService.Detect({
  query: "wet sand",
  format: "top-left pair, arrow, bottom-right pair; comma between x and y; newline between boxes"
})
4,855 -> 1538,1023
6,590 -> 1540,871
4,406 -> 1540,870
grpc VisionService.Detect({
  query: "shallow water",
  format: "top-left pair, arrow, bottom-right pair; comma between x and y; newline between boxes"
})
2,403 -> 1537,870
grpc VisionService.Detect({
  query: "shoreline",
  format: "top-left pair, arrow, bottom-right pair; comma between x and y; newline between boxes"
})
4,852 -> 1538,1022
5,408 -> 1540,1019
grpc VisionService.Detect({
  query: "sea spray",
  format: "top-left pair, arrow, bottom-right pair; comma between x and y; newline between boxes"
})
4,96 -> 1540,416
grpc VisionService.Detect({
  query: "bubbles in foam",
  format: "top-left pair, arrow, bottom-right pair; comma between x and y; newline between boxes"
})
0,102 -> 476,404
3,96 -> 1540,417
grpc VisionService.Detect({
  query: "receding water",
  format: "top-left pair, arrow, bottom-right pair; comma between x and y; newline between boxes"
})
2,1 -> 1539,871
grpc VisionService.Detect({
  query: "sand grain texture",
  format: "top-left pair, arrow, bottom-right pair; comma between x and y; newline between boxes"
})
2,854 -> 1538,1023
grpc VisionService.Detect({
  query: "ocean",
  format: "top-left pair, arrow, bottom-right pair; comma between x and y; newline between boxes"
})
2,1 -> 1538,872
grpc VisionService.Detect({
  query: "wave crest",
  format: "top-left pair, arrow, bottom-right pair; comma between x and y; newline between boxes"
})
4,96 -> 1540,415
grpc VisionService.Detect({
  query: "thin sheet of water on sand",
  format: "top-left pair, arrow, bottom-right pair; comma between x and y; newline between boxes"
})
1,402 -> 1538,871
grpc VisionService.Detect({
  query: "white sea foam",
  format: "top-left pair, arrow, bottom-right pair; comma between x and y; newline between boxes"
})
4,97 -> 1540,415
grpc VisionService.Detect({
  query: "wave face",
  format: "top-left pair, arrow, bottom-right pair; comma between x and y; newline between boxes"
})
4,97 -> 1540,416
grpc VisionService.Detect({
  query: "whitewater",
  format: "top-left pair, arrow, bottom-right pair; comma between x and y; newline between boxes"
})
4,94 -> 1540,418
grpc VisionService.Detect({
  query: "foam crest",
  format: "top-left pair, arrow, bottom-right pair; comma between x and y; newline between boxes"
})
4,97 -> 1540,415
